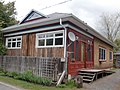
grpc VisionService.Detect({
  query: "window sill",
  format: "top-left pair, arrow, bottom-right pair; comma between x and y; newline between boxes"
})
36,45 -> 64,48
7,48 -> 21,49
99,60 -> 106,62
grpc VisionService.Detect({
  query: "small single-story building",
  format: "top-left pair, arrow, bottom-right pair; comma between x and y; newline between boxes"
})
114,51 -> 120,67
2,10 -> 114,77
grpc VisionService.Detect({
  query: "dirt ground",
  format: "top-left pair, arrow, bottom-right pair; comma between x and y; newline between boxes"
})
83,69 -> 120,90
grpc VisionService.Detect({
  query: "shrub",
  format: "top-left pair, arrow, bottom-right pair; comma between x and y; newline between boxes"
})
66,80 -> 76,88
11,72 -> 19,79
6,72 -> 13,77
21,70 -> 33,82
0,68 -> 5,76
41,78 -> 52,86
0,70 -> 52,86
57,84 -> 66,88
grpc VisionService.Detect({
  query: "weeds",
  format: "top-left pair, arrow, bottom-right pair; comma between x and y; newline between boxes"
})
0,70 -> 52,86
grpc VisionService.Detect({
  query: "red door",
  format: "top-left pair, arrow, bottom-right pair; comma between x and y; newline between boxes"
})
68,39 -> 94,76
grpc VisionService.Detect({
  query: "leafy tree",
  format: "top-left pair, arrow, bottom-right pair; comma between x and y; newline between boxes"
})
0,1 -> 17,55
114,39 -> 120,52
0,29 -> 6,55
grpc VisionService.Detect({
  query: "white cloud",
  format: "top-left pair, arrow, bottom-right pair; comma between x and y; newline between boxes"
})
4,0 -> 120,29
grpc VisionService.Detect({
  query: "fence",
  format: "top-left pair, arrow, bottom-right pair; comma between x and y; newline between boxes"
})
0,56 -> 63,81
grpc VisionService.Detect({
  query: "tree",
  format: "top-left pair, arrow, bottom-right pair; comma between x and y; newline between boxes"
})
0,1 -> 17,28
114,39 -> 120,52
0,1 -> 17,55
0,30 -> 6,55
97,12 -> 120,42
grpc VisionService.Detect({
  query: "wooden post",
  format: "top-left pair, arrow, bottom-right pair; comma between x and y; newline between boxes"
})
75,75 -> 83,88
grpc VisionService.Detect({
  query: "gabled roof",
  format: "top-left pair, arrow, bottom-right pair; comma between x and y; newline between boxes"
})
20,9 -> 47,24
2,10 -> 114,47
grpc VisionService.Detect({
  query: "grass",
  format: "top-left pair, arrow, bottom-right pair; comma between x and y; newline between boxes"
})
0,76 -> 85,90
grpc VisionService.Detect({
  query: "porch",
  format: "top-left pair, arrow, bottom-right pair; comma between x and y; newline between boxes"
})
78,69 -> 115,83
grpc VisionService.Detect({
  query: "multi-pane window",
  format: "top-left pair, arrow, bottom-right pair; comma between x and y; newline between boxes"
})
109,51 -> 113,61
87,44 -> 92,61
81,42 -> 85,62
76,41 -> 79,60
36,30 -> 64,48
70,42 -> 74,60
6,36 -> 22,49
99,47 -> 106,61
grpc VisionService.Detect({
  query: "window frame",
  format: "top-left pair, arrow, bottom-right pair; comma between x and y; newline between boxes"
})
6,36 -> 22,49
36,30 -> 64,48
109,51 -> 113,61
99,47 -> 106,61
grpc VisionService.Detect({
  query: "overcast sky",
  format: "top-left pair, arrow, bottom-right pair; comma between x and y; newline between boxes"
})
4,0 -> 120,29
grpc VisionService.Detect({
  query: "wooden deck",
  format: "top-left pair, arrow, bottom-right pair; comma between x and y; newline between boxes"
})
78,69 -> 114,83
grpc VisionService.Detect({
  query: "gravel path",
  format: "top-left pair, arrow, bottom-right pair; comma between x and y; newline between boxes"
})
83,69 -> 120,90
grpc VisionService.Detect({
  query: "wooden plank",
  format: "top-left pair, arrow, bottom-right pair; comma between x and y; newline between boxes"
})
37,47 -> 64,58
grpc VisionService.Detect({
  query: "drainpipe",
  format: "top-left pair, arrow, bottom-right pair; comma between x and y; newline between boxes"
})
60,18 -> 67,74
56,18 -> 67,86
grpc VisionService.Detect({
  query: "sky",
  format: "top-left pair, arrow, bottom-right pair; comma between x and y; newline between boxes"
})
4,0 -> 120,29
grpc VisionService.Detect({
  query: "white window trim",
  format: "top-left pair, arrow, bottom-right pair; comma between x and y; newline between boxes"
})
36,30 -> 64,48
99,47 -> 106,61
6,36 -> 22,49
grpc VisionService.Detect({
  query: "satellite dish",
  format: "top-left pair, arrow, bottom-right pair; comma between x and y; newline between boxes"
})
68,32 -> 76,42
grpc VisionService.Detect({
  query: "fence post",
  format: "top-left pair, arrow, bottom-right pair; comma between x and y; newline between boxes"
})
21,56 -> 25,73
0,55 -> 3,69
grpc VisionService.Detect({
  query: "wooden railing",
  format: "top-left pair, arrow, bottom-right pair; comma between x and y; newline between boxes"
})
0,56 -> 63,81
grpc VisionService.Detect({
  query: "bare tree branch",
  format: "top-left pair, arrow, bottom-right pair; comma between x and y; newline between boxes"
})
97,12 -> 120,42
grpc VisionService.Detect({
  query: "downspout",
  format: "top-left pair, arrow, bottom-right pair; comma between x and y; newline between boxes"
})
60,18 -> 67,74
56,18 -> 67,86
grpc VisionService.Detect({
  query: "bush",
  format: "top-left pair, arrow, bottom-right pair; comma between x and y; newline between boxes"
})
0,70 -> 52,86
66,80 -> 76,88
0,68 -> 5,76
6,72 -> 13,77
57,84 -> 66,88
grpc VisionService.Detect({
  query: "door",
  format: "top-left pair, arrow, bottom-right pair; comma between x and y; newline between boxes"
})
68,40 -> 87,76
81,42 -> 86,68
67,31 -> 94,76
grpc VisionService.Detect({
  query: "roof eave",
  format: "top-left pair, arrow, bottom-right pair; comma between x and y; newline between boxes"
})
2,14 -> 114,47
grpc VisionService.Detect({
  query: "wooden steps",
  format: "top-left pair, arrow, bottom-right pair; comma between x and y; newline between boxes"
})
78,70 -> 97,83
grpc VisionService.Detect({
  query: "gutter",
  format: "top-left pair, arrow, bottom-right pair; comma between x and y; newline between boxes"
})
2,14 -> 114,47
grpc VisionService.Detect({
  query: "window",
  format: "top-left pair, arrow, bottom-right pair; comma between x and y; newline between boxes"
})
109,51 -> 113,61
76,41 -> 80,60
99,47 -> 106,61
36,30 -> 64,48
81,42 -> 85,62
87,44 -> 92,61
6,36 -> 22,49
70,42 -> 74,60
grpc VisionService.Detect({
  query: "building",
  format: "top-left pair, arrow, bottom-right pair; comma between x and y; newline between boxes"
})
2,10 -> 114,77
114,51 -> 120,67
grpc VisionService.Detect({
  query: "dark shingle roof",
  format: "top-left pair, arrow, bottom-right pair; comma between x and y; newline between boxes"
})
2,10 -> 114,47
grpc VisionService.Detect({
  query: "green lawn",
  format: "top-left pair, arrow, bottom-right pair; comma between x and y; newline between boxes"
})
0,76 -> 85,90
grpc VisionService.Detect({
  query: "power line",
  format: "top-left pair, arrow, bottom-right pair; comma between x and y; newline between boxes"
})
40,0 -> 72,10
17,0 -> 72,20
